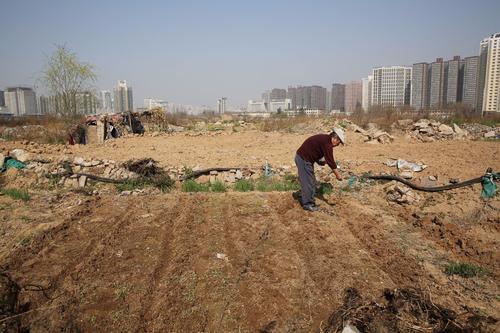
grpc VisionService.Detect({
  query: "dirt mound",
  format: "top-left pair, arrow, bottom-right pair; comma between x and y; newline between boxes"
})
322,287 -> 497,333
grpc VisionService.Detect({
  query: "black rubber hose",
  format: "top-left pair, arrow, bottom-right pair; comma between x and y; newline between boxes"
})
365,174 -> 483,192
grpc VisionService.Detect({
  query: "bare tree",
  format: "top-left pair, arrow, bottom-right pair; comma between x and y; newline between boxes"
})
41,45 -> 97,116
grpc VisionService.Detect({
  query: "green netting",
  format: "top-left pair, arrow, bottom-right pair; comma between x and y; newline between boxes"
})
0,158 -> 26,172
481,172 -> 499,198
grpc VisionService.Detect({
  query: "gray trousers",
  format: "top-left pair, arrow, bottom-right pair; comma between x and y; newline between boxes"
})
295,154 -> 315,206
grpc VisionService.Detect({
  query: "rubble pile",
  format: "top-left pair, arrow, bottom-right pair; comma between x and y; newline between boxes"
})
461,123 -> 500,139
406,119 -> 468,142
349,122 -> 394,144
385,183 -> 422,205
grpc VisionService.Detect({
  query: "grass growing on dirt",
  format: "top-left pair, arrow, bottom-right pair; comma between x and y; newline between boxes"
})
1,188 -> 30,201
115,175 -> 174,193
234,179 -> 254,192
255,176 -> 300,192
182,180 -> 210,192
211,181 -> 227,193
444,262 -> 488,278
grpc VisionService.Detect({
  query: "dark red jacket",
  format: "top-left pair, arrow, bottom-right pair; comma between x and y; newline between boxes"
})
297,134 -> 337,169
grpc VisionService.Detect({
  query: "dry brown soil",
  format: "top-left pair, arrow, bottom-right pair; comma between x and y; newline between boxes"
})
0,130 -> 499,332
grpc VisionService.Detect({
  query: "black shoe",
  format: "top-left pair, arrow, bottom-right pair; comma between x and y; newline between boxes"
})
303,204 -> 319,212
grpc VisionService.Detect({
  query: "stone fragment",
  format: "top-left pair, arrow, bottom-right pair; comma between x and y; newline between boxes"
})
484,131 -> 495,138
73,157 -> 85,165
78,176 -> 87,188
438,124 -> 454,135
0,153 -> 4,168
10,149 -> 31,162
399,171 -> 414,179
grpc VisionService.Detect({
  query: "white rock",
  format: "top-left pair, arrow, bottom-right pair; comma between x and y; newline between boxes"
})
10,149 -> 31,162
484,131 -> 496,138
429,175 -> 437,181
438,124 -> 454,135
400,171 -> 414,179
73,157 -> 85,165
0,153 -> 4,168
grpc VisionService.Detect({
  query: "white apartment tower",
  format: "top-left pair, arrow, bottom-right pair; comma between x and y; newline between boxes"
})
113,80 -> 133,113
361,75 -> 373,111
217,97 -> 227,114
372,66 -> 412,107
4,87 -> 38,116
482,33 -> 500,113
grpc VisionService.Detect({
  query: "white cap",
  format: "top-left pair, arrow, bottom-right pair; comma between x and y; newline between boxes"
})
333,127 -> 346,144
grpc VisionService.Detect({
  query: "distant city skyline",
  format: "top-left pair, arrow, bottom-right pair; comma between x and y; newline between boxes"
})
0,0 -> 499,108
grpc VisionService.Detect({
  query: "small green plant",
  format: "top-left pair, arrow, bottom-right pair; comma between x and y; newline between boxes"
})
444,262 -> 488,278
234,179 -> 254,192
318,182 -> 333,195
1,188 -> 30,201
182,179 -> 210,192
114,285 -> 129,301
211,181 -> 227,193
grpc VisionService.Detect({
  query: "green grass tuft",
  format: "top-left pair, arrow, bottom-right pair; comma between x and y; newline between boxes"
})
211,181 -> 227,193
1,188 -> 30,201
255,178 -> 300,192
234,179 -> 254,192
444,262 -> 488,278
182,179 -> 210,192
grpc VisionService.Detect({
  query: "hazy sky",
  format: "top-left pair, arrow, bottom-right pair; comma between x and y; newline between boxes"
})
1,0 -> 499,108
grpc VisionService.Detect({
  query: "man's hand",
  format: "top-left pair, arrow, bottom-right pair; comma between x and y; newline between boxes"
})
333,169 -> 342,181
317,160 -> 326,166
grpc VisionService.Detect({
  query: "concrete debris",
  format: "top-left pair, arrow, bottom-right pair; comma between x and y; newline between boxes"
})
399,171 -> 414,179
386,184 -> 421,205
484,130 -> 496,138
385,159 -> 426,172
352,124 -> 394,144
0,153 -> 4,168
216,253 -> 228,261
429,175 -> 437,181
392,118 -> 478,142
10,149 -> 31,162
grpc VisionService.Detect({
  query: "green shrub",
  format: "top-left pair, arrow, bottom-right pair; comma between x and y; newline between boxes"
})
234,179 -> 254,192
1,188 -> 30,201
444,262 -> 488,278
182,180 -> 210,192
211,181 -> 227,193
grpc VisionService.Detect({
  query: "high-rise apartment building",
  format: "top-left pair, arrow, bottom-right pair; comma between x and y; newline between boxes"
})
429,58 -> 446,108
331,84 -> 345,112
361,76 -> 373,111
345,81 -> 362,113
310,86 -> 327,110
113,80 -> 133,113
372,66 -> 411,106
462,56 -> 480,109
4,87 -> 38,116
482,33 -> 500,113
287,85 -> 326,110
270,88 -> 286,100
217,97 -> 227,114
476,38 -> 489,112
0,90 -> 4,107
99,90 -> 113,113
445,56 -> 463,105
411,63 -> 430,110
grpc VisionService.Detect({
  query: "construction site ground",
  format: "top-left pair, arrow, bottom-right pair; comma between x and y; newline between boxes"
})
0,129 -> 499,332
